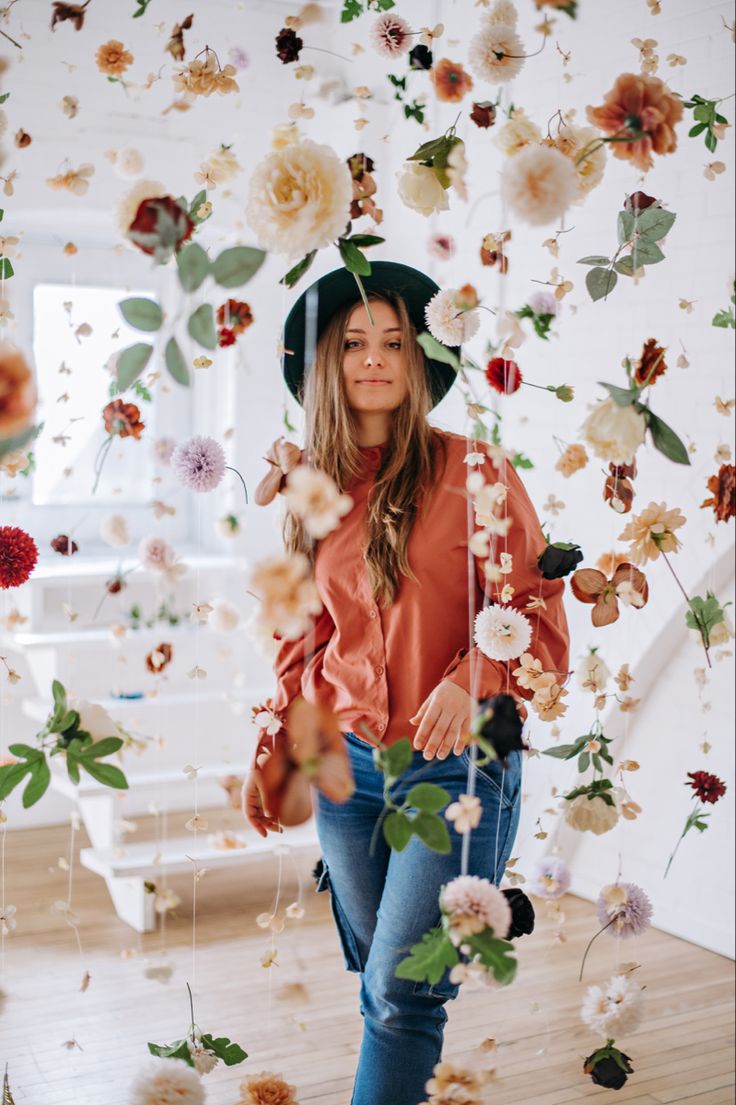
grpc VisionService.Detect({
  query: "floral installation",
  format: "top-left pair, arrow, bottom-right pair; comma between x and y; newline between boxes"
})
398,120 -> 469,218
583,1041 -> 635,1090
128,1057 -> 205,1105
474,603 -> 533,661
579,881 -> 653,979
0,680 -> 129,809
148,983 -> 247,1072
538,537 -> 583,579
468,4 -> 526,85
340,0 -> 395,21
570,562 -> 649,626
425,285 -> 481,346
701,463 -> 735,522
419,1059 -> 493,1105
282,466 -> 353,540
712,280 -> 735,329
92,398 -> 145,494
527,855 -> 571,899
172,47 -> 240,102
0,525 -> 38,589
248,553 -> 322,641
0,343 -> 37,458
171,435 -> 249,504
664,770 -> 728,877
680,92 -> 730,154
395,873 -> 517,988
583,72 -> 684,172
577,191 -> 677,302
347,152 -> 383,225
237,1070 -> 300,1105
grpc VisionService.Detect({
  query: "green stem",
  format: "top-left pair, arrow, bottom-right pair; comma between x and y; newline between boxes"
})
351,272 -> 375,328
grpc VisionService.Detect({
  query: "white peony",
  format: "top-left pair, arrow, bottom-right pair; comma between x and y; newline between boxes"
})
501,144 -> 578,226
581,397 -> 647,466
245,139 -> 353,259
100,513 -> 130,548
128,1057 -> 205,1105
474,604 -> 532,662
581,974 -> 644,1039
486,0 -> 519,25
396,161 -> 450,217
564,794 -> 619,835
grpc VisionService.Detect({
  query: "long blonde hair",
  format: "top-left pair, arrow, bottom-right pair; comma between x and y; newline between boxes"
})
283,290 -> 447,607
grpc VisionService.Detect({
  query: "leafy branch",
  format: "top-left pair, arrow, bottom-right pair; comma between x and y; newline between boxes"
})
579,198 -> 677,302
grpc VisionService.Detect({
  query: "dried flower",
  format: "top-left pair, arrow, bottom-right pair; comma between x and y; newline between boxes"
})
51,2 -> 90,31
172,436 -> 226,493
469,20 -> 526,84
102,399 -> 144,440
618,501 -> 686,564
249,553 -> 322,641
370,12 -> 412,57
173,52 -> 239,99
701,464 -> 735,523
96,40 -> 134,77
430,58 -> 474,103
564,794 -> 619,835
556,443 -> 588,477
445,793 -> 483,834
50,534 -> 78,556
527,856 -> 571,899
283,466 -> 353,540
46,163 -> 95,196
146,643 -> 173,674
0,343 -> 36,438
634,337 -> 668,386
474,604 -> 532,661
0,526 -> 39,589
495,111 -> 542,156
238,1070 -> 299,1105
275,27 -> 303,64
127,195 -> 195,263
470,100 -> 497,128
501,144 -> 578,226
586,72 -> 684,172
571,563 -> 648,627
138,536 -> 176,573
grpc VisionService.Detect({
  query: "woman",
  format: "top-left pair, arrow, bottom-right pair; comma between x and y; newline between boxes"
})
243,262 -> 569,1105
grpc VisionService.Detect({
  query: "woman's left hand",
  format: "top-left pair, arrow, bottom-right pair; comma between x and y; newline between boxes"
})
409,680 -> 472,760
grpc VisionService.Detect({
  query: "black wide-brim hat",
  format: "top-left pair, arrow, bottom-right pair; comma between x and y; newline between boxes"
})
281,260 -> 459,409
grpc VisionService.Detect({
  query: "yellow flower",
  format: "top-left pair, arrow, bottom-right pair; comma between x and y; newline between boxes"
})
618,501 -> 686,564
96,40 -> 134,76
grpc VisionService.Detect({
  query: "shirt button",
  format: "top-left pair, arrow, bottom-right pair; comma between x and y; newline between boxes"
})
378,722 -> 386,732
369,610 -> 377,619
375,665 -> 384,675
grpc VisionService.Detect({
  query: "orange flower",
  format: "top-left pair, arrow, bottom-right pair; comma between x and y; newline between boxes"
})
586,72 -> 683,172
238,1070 -> 299,1105
430,58 -> 474,103
556,443 -> 588,477
96,40 -> 134,76
0,344 -> 36,439
634,337 -> 667,386
571,563 -> 649,627
215,299 -> 254,335
145,642 -> 173,673
701,464 -> 735,523
102,399 -> 144,439
254,437 -> 302,506
596,550 -> 630,576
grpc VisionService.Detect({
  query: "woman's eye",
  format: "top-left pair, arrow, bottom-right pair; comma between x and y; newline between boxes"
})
387,341 -> 401,350
344,340 -> 361,350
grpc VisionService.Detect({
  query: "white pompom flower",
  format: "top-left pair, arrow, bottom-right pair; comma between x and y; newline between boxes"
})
474,604 -> 532,661
468,21 -> 525,84
128,1057 -> 205,1105
581,974 -> 644,1039
425,288 -> 481,346
501,144 -> 578,227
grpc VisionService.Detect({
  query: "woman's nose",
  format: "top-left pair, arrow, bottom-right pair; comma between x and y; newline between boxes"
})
365,350 -> 383,367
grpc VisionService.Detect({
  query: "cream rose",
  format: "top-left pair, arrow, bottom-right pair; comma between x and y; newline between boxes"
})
245,139 -> 353,259
581,397 -> 647,465
396,162 -> 450,217
564,794 -> 619,835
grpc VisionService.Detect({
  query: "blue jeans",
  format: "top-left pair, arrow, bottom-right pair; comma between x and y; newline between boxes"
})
312,731 -> 523,1105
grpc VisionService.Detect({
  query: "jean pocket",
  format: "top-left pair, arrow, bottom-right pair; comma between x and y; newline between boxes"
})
459,749 -> 518,811
314,857 -> 364,974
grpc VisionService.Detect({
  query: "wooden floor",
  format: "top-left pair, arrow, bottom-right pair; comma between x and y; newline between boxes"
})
0,810 -> 733,1105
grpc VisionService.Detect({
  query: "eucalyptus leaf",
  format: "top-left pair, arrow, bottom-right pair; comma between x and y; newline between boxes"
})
617,211 -> 635,245
164,337 -> 190,386
585,267 -> 617,302
116,343 -> 154,390
176,243 -> 210,292
187,304 -> 217,350
118,297 -> 163,332
613,256 -> 635,275
211,246 -> 266,288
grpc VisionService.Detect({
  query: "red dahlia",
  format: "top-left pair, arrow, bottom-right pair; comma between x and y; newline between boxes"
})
485,357 -> 523,395
686,770 -> 727,805
0,525 -> 39,589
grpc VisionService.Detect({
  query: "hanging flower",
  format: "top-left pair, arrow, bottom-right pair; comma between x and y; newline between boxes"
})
586,72 -> 683,172
102,399 -> 144,440
172,436 -> 226,493
46,163 -> 95,196
215,300 -> 253,340
238,1070 -> 300,1105
570,563 -> 648,626
468,20 -> 526,84
495,111 -> 542,156
96,40 -> 134,76
485,356 -> 522,394
487,0 -> 519,25
701,464 -> 735,523
115,180 -> 165,237
255,437 -> 303,507
275,27 -> 303,64
583,1044 -> 634,1090
126,195 -> 195,263
445,793 -> 483,834
686,770 -> 727,804
173,52 -> 240,99
527,856 -> 571,900
428,233 -> 456,260
581,398 -> 647,466
138,535 -> 176,573
370,12 -> 412,57
538,541 -> 584,579
440,874 -> 512,943
396,162 -> 450,217
597,882 -> 653,937
474,604 -> 532,661
501,145 -> 578,226
564,794 -> 619,835
51,2 -> 90,31
581,974 -> 644,1039
576,651 -> 610,693
547,122 -> 607,203
282,466 -> 353,540
146,643 -> 173,674
128,1057 -> 205,1105
0,344 -> 36,439
50,534 -> 78,556
530,677 -> 568,721
423,1060 -> 492,1100
249,553 -> 322,640
634,337 -> 668,386
425,288 -> 480,346
0,526 -> 39,589
473,693 -> 525,760
246,139 -> 353,260
618,501 -> 686,565
430,58 -> 474,102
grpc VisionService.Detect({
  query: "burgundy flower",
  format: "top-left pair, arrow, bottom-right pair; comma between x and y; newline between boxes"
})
50,534 -> 78,556
625,190 -> 658,213
218,327 -> 237,348
701,464 -> 735,523
485,357 -> 522,395
409,44 -> 433,71
127,196 -> 194,263
686,770 -> 727,805
471,101 -> 497,129
0,526 -> 39,589
275,27 -> 303,64
50,1 -> 90,31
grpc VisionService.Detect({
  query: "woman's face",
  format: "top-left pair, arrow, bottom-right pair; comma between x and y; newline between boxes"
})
341,299 -> 410,417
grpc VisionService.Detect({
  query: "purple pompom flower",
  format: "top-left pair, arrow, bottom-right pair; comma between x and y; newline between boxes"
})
527,856 -> 572,900
172,436 -> 226,493
596,881 -> 653,939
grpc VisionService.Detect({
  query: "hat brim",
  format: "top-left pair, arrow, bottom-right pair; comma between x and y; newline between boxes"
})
282,260 -> 459,409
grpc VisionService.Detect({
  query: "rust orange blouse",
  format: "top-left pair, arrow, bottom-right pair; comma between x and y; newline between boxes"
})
251,427 -> 570,767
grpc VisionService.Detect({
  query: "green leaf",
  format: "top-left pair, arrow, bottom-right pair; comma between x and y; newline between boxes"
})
80,760 -> 129,790
57,710 -> 80,733
600,381 -> 637,407
0,257 -> 14,280
644,409 -> 690,465
340,0 -> 363,20
586,267 -> 617,302
688,123 -> 707,136
176,243 -> 210,292
630,238 -> 664,266
685,591 -> 728,648
148,1039 -> 191,1063
200,1034 -> 248,1066
52,679 -> 67,713
378,737 -> 413,778
383,811 -> 414,852
464,930 -> 517,985
578,750 -> 590,773
188,189 -> 208,218
211,246 -> 266,289
0,761 -> 32,801
164,337 -> 190,386
82,737 -> 124,760
712,306 -> 735,329
405,783 -> 451,814
118,297 -> 163,332
338,237 -> 371,276
613,256 -> 635,276
187,304 -> 217,350
416,331 -> 460,371
637,207 -> 677,239
617,211 -> 635,245
542,743 -> 579,760
395,926 -> 458,985
412,811 -> 451,854
7,743 -> 42,759
23,758 -> 51,808
116,343 -> 154,390
348,234 -> 385,248
577,255 -> 611,266
280,251 -> 317,289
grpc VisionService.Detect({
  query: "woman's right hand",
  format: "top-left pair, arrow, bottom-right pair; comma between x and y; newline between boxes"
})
241,769 -> 283,838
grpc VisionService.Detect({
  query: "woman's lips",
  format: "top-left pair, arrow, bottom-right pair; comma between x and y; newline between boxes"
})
357,379 -> 391,385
